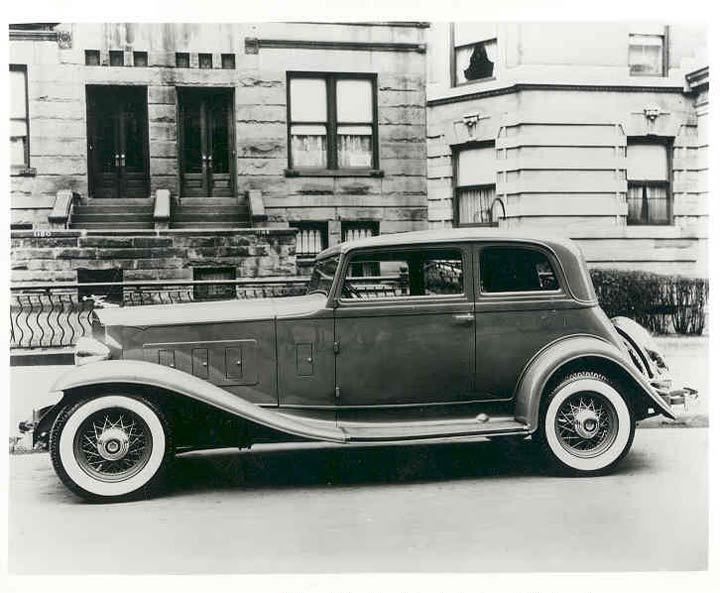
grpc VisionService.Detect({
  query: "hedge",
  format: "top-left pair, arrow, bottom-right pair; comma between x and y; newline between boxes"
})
589,269 -> 709,335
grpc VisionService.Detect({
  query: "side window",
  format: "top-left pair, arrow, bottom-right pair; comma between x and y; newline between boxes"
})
479,247 -> 559,293
341,248 -> 464,300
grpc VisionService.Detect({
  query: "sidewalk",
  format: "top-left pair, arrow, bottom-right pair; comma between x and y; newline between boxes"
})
8,336 -> 709,442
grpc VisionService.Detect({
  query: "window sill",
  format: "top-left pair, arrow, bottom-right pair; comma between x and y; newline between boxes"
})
452,76 -> 496,88
11,166 -> 36,177
285,168 -> 384,178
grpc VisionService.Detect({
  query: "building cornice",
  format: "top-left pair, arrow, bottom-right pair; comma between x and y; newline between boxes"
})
686,66 -> 709,92
428,82 -> 686,107
245,37 -> 426,54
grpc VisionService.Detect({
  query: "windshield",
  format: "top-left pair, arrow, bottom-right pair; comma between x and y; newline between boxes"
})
306,255 -> 340,296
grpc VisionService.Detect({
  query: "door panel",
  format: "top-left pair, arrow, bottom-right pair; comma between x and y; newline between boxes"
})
334,245 -> 475,413
87,86 -> 149,198
179,89 -> 235,197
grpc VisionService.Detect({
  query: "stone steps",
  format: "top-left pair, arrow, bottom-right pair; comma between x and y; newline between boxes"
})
170,197 -> 250,229
71,199 -> 155,230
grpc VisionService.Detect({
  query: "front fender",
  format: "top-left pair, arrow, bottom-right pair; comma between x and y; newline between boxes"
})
514,334 -> 675,432
47,359 -> 345,443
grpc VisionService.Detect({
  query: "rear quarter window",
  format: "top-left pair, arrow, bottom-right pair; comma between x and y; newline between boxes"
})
479,246 -> 560,293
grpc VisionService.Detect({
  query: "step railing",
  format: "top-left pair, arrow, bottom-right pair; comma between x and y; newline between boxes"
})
10,277 -> 309,349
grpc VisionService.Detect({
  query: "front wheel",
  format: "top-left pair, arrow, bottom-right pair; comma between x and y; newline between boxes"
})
539,372 -> 635,475
50,394 -> 173,502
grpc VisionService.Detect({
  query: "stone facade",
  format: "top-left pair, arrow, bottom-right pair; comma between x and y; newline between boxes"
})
10,23 -> 429,246
11,228 -> 298,284
426,23 -> 708,276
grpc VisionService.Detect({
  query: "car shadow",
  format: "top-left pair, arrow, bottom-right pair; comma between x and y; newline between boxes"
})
164,438 -> 563,497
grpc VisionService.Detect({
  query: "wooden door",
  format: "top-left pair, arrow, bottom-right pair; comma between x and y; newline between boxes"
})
179,89 -> 235,197
87,86 -> 149,198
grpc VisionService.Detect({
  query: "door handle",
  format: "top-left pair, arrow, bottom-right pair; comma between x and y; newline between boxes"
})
114,153 -> 120,167
120,154 -> 126,167
453,313 -> 474,325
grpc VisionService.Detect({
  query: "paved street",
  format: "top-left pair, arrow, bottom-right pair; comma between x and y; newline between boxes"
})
9,427 -> 707,574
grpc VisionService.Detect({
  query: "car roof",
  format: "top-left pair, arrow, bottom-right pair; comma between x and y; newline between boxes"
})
316,228 -> 580,258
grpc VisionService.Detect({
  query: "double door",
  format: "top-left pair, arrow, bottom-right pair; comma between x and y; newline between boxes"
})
87,86 -> 149,198
179,88 -> 235,197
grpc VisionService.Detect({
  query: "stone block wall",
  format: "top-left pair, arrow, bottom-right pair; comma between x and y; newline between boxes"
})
11,229 -> 298,284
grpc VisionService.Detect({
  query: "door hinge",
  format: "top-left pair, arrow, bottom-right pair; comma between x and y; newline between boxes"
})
335,386 -> 340,400
333,341 -> 340,354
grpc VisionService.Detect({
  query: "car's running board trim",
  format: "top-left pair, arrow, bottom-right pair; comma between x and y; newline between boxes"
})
341,418 -> 529,442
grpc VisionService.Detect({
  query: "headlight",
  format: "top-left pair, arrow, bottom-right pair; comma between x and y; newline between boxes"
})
74,337 -> 111,366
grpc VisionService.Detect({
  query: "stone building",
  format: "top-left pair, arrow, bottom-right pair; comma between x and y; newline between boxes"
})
426,23 -> 708,276
10,22 -> 428,284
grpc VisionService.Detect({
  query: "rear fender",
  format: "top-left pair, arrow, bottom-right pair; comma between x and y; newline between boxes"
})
42,359 -> 345,443
514,335 -> 675,432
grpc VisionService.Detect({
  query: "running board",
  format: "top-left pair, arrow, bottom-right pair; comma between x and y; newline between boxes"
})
340,417 -> 530,443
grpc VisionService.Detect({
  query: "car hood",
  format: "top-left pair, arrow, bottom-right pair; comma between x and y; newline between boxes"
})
95,293 -> 328,327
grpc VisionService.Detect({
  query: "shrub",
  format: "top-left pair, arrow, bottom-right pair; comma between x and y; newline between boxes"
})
589,268 -> 708,335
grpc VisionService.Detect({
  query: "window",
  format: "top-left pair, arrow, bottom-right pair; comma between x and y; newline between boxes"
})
342,221 -> 380,277
199,53 -> 213,69
455,144 -> 497,226
341,248 -> 464,300
288,73 -> 378,171
85,50 -> 100,66
452,23 -> 497,85
133,51 -> 148,67
10,65 -> 29,170
626,141 -> 671,225
307,255 -> 340,296
109,51 -> 124,67
480,247 -> 559,293
221,53 -> 235,69
176,52 -> 190,68
629,33 -> 666,76
77,268 -> 124,305
294,221 -> 328,257
193,267 -> 236,301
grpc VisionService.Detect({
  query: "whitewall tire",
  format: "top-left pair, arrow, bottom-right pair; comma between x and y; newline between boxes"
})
539,372 -> 635,475
50,394 -> 172,502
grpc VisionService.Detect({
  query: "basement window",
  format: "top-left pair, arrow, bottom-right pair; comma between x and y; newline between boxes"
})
109,51 -> 124,67
199,53 -> 213,69
133,51 -> 148,67
176,52 -> 190,68
221,53 -> 236,69
293,221 -> 328,258
77,268 -> 124,305
84,50 -> 100,66
193,267 -> 236,301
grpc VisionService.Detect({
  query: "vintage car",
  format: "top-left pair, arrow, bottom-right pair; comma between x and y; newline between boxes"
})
30,229 -> 695,501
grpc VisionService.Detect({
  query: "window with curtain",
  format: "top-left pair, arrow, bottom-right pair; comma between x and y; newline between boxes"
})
10,65 -> 29,170
629,33 -> 666,76
626,141 -> 671,225
453,23 -> 498,85
288,73 -> 377,171
455,145 -> 497,226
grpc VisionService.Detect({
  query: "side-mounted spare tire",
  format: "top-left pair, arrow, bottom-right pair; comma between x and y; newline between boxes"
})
50,394 -> 173,502
538,371 -> 636,475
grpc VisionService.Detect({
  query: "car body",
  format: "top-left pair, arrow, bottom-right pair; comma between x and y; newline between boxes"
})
31,229 -> 696,501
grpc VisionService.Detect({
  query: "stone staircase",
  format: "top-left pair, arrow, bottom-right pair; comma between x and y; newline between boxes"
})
170,197 -> 251,229
70,198 -> 154,230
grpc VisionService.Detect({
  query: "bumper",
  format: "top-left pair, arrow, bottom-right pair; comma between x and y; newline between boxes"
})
658,386 -> 699,410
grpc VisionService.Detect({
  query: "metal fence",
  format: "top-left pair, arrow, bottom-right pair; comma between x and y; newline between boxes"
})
10,277 -> 309,349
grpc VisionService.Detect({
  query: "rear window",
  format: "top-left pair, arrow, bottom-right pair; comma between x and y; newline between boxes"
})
479,247 -> 559,293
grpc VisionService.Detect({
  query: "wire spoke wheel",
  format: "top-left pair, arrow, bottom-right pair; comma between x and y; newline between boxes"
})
554,392 -> 619,459
541,372 -> 635,475
51,394 -> 172,502
74,408 -> 153,482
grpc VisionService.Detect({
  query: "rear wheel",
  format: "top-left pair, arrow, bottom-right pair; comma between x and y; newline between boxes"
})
50,394 -> 173,502
539,372 -> 635,475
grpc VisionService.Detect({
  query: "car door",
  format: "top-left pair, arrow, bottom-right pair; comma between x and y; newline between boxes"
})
473,242 -> 576,400
334,243 -> 476,418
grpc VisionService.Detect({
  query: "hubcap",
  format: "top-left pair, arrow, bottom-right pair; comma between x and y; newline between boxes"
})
555,392 -> 619,458
73,408 -> 152,482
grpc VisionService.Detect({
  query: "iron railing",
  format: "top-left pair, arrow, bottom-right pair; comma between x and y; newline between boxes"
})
10,277 -> 309,349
